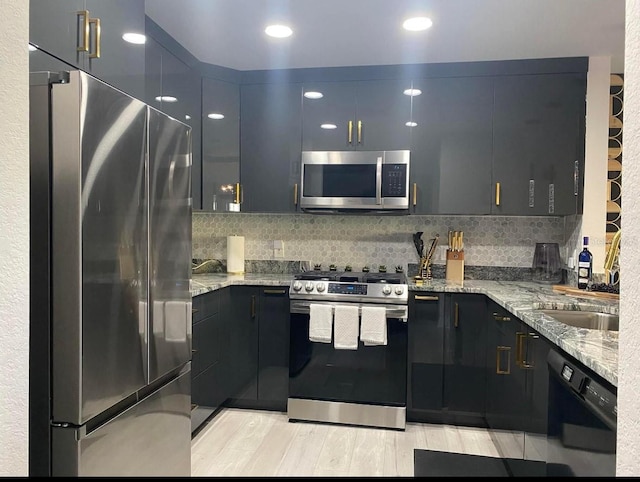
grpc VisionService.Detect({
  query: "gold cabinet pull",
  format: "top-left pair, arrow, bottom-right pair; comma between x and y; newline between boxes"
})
89,17 -> 101,59
454,303 -> 459,328
515,332 -> 525,367
250,295 -> 256,318
412,183 -> 417,207
294,183 -> 298,206
263,289 -> 287,295
495,182 -> 501,206
235,182 -> 242,204
415,295 -> 438,301
496,346 -> 511,375
348,120 -> 353,144
77,10 -> 90,52
357,120 -> 363,144
492,312 -> 511,322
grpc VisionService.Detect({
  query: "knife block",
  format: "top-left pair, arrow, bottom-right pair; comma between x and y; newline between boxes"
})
446,249 -> 465,285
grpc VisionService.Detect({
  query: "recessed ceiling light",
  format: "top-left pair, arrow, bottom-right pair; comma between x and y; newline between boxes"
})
185,115 -> 191,120
28,44 -> 37,52
265,24 -> 293,38
403,17 -> 433,31
403,88 -> 422,96
321,124 -> 337,130
208,113 -> 225,120
304,91 -> 324,99
122,33 -> 147,44
155,95 -> 178,103
405,121 -> 418,127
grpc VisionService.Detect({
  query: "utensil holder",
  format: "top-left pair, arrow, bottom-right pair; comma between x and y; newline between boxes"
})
446,249 -> 464,285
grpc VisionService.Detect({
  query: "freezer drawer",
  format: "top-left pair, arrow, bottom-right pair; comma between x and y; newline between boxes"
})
52,364 -> 191,477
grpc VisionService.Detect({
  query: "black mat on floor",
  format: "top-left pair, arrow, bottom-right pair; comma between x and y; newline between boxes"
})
414,449 -> 509,477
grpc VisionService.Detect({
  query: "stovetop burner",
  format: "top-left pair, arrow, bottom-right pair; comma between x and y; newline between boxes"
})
362,272 -> 406,284
295,271 -> 406,284
295,271 -> 340,281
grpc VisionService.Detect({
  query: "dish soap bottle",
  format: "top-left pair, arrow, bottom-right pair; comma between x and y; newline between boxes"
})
578,236 -> 593,289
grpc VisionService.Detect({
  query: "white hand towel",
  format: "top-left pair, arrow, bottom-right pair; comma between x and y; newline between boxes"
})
334,305 -> 360,350
309,304 -> 333,343
360,306 -> 387,346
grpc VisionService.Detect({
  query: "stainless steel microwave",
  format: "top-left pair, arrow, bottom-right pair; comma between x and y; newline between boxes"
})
300,150 -> 410,213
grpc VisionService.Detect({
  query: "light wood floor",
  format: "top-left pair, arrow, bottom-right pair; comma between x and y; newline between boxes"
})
191,408 -> 501,477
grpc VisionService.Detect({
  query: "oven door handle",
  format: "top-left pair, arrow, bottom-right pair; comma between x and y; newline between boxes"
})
289,301 -> 408,321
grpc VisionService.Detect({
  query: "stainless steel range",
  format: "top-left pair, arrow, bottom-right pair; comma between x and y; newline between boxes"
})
288,270 -> 408,430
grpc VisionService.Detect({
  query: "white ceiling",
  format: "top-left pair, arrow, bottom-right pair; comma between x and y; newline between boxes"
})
145,0 -> 626,72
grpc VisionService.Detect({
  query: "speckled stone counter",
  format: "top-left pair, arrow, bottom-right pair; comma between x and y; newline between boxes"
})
191,274 -> 618,387
410,279 -> 618,387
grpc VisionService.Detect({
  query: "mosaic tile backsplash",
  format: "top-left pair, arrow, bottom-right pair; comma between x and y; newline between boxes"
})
193,213 -> 569,275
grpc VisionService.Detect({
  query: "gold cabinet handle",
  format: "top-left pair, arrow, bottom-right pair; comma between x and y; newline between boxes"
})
412,183 -> 417,207
77,10 -> 90,52
495,182 -> 501,206
348,120 -> 353,144
515,332 -> 525,367
235,182 -> 242,204
250,295 -> 256,318
294,183 -> 298,206
454,303 -> 459,328
496,346 -> 511,374
357,120 -> 362,144
492,312 -> 511,322
89,17 -> 101,59
415,295 -> 438,301
263,289 -> 287,295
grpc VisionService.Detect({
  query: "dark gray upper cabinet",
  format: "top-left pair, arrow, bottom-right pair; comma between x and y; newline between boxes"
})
491,73 -> 586,216
30,0 -> 146,101
301,79 -> 412,151
201,77 -> 241,212
240,82 -> 303,213
145,36 -> 202,211
409,77 -> 494,214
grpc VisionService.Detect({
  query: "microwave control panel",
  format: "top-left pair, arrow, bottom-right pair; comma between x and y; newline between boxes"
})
382,164 -> 407,197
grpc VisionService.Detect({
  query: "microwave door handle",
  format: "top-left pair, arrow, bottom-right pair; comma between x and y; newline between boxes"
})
376,156 -> 382,205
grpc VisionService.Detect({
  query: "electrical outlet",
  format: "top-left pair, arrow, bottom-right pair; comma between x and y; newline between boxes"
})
273,240 -> 284,258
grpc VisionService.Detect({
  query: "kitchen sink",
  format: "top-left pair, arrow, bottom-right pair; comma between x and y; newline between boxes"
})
539,309 -> 619,331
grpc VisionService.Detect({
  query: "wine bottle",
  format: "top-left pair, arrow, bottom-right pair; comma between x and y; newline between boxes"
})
577,236 -> 593,289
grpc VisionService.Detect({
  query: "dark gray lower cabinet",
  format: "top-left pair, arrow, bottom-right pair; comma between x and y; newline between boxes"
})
191,289 -> 229,433
443,294 -> 487,425
485,300 -> 551,476
227,286 -> 290,411
407,293 -> 444,422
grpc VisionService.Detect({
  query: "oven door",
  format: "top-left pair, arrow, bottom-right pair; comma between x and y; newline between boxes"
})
289,301 -> 407,407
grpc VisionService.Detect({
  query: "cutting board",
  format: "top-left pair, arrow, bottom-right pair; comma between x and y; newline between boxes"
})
552,285 -> 620,301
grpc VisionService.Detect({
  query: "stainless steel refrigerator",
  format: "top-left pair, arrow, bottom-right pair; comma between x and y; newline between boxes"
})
29,70 -> 193,476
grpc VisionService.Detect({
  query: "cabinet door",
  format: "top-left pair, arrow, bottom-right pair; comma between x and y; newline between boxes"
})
30,0 -> 85,69
301,81 -> 357,151
257,288 -> 290,408
228,287 -> 259,402
410,77 -> 494,214
240,82 -> 302,213
354,79 -> 412,151
201,77 -> 241,212
443,294 -> 487,417
492,73 -> 586,215
84,0 -> 146,101
407,293 -> 443,418
29,47 -> 76,73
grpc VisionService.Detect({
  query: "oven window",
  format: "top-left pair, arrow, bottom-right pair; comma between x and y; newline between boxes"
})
303,164 -> 376,197
289,313 -> 407,406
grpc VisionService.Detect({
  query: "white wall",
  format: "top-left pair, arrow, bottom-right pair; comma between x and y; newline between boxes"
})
580,56 -> 611,273
0,0 -> 30,477
618,0 -> 640,475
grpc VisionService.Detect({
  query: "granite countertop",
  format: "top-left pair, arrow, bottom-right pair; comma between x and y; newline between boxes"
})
191,274 -> 618,387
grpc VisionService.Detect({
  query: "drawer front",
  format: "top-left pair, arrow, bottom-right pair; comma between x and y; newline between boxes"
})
192,290 -> 220,323
192,313 -> 221,376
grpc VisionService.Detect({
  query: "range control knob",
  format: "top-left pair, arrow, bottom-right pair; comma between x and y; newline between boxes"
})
316,283 -> 326,292
382,285 -> 392,295
394,286 -> 404,295
305,282 -> 315,292
292,281 -> 303,291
